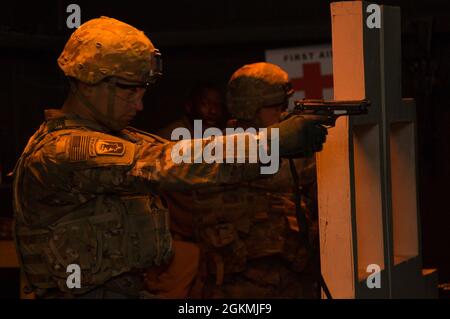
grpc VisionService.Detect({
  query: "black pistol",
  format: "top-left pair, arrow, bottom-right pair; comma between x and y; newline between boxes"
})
293,98 -> 371,127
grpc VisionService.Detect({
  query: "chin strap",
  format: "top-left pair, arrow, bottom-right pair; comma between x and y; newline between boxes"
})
106,78 -> 117,123
288,158 -> 333,299
69,79 -> 121,131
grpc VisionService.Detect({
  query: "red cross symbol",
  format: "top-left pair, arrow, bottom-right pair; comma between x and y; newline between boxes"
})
291,62 -> 333,99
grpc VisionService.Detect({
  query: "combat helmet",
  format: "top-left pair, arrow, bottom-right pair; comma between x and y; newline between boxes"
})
58,16 -> 162,85
227,62 -> 293,121
57,16 -> 162,131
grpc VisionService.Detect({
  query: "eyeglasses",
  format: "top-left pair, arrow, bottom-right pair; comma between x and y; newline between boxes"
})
113,81 -> 148,103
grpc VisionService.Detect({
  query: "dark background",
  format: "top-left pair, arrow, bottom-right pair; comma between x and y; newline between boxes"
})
0,0 -> 449,289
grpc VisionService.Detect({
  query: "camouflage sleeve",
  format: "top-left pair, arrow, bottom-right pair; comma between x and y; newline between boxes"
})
129,136 -> 266,191
48,131 -> 265,194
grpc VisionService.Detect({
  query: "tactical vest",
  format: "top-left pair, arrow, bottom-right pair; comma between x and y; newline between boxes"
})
190,159 -> 312,285
13,118 -> 172,296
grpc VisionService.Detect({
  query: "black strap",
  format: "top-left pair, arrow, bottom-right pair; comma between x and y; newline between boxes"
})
288,158 -> 332,299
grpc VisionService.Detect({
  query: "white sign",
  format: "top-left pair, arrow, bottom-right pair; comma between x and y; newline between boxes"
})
265,44 -> 333,110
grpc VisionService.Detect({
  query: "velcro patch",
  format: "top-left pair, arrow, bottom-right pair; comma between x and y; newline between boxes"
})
55,132 -> 135,167
69,135 -> 91,161
95,140 -> 125,156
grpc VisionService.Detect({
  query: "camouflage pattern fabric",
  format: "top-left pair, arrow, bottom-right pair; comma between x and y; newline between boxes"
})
58,16 -> 161,85
160,151 -> 318,298
13,109 -> 263,298
189,156 -> 319,298
227,62 -> 294,121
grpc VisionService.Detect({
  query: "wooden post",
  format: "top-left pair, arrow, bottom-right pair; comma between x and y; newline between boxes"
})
317,1 -> 438,298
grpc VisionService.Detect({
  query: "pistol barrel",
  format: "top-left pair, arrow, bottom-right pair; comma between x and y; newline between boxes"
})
294,99 -> 370,116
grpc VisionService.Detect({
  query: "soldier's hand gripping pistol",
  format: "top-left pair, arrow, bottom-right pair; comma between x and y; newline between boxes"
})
285,98 -> 370,299
268,99 -> 370,159
293,98 -> 371,127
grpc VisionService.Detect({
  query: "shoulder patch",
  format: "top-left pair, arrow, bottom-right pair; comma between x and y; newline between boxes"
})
56,132 -> 135,167
95,139 -> 125,156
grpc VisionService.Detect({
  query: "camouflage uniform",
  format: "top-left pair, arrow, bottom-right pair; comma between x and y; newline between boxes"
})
13,16 -> 326,298
192,156 -> 318,298
157,116 -> 194,143
13,108 -> 265,298
164,63 -> 320,298
12,17 -> 263,299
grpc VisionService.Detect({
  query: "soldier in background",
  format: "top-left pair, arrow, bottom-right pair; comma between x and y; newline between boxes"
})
158,83 -> 228,140
156,83 -> 227,245
13,17 -> 327,298
160,62 -> 320,298
148,85 -> 228,298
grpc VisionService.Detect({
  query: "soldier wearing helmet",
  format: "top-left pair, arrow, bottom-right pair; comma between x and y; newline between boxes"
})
227,62 -> 294,127
12,17 -> 327,299
160,62 -> 322,298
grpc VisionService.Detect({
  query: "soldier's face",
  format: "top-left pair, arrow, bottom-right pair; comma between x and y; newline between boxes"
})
256,104 -> 283,127
193,89 -> 224,127
113,81 -> 147,126
90,80 -> 147,130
